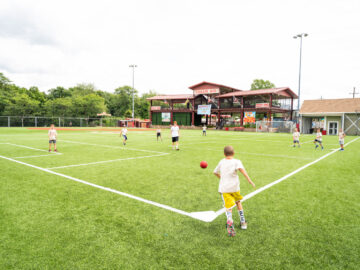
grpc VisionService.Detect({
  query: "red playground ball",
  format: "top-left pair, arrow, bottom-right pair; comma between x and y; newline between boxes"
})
200,161 -> 208,169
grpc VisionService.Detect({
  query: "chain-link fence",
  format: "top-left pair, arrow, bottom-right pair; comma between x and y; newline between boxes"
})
0,116 -> 124,128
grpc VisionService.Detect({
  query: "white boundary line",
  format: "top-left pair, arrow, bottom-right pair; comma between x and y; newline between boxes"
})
14,154 -> 62,159
0,137 -> 358,223
46,153 -> 169,169
60,140 -> 168,154
3,143 -> 62,155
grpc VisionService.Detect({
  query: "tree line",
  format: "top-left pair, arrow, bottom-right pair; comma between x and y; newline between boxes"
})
0,73 -> 157,119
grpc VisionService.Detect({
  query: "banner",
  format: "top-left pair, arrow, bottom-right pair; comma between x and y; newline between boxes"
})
151,106 -> 161,111
244,112 -> 256,123
256,103 -> 269,108
194,88 -> 219,95
197,105 -> 212,115
162,112 -> 171,122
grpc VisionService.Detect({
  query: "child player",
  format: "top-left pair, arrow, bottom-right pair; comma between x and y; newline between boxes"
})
120,127 -> 128,145
170,121 -> 180,150
202,125 -> 207,136
292,128 -> 300,147
48,124 -> 58,152
213,146 -> 256,237
338,128 -> 346,151
156,128 -> 162,141
314,128 -> 324,150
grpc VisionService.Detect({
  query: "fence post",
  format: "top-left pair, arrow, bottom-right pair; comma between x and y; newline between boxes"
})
35,117 -> 37,127
58,117 -> 61,127
100,118 -> 102,127
80,118 -> 82,127
8,116 -> 10,127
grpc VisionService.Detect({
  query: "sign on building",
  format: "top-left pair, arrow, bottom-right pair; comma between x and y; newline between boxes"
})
162,112 -> 171,122
244,112 -> 256,123
151,106 -> 161,111
194,88 -> 220,95
256,103 -> 270,108
197,105 -> 212,115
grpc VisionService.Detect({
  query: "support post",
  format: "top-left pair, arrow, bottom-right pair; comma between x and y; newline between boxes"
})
35,117 -> 37,127
170,101 -> 173,124
268,94 -> 273,122
191,99 -> 195,126
240,97 -> 244,126
8,116 -> 10,127
290,97 -> 293,120
59,117 -> 61,127
100,118 -> 103,127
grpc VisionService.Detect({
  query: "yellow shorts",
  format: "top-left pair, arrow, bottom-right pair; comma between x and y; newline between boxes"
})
220,191 -> 243,209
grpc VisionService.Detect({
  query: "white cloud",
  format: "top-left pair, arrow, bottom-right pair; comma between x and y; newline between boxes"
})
0,0 -> 359,103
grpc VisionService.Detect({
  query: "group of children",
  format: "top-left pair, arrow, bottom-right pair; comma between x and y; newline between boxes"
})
45,122 -> 348,238
293,127 -> 346,151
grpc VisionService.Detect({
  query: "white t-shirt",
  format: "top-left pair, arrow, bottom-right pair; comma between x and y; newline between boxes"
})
122,128 -> 128,135
316,132 -> 322,141
338,132 -> 345,140
214,158 -> 244,193
171,126 -> 179,137
157,129 -> 161,133
293,132 -> 300,140
203,126 -> 207,131
48,129 -> 57,140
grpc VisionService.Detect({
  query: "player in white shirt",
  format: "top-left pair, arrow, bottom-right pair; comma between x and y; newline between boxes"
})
156,128 -> 162,141
292,128 -> 300,148
213,146 -> 255,237
120,127 -> 128,145
170,121 -> 180,150
338,128 -> 346,151
202,125 -> 207,136
313,128 -> 324,150
48,124 -> 58,152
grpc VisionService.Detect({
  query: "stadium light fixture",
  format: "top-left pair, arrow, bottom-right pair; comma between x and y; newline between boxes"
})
129,64 -> 137,121
293,33 -> 308,121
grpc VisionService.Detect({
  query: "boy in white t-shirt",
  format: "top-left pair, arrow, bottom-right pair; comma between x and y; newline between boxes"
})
292,128 -> 300,148
202,125 -> 207,136
156,128 -> 162,141
170,121 -> 180,150
120,127 -> 128,145
213,146 -> 256,237
314,128 -> 324,150
48,124 -> 58,152
338,128 -> 346,151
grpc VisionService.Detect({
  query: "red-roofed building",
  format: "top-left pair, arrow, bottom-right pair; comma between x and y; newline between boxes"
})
147,82 -> 297,126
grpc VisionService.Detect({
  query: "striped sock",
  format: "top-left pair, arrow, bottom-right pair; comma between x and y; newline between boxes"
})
238,210 -> 245,223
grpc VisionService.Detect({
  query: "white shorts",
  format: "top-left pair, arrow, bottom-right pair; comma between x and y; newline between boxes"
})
339,139 -> 344,145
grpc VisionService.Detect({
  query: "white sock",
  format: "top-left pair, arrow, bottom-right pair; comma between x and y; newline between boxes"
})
225,211 -> 233,222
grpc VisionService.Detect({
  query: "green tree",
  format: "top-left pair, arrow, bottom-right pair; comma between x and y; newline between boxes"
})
250,79 -> 276,90
71,94 -> 106,117
4,94 -> 41,126
44,97 -> 73,117
70,83 -> 97,96
47,86 -> 72,99
111,86 -> 137,117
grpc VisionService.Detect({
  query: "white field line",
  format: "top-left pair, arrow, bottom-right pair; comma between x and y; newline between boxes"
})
60,140 -> 168,155
14,154 -> 63,159
3,143 -> 62,155
46,153 -> 169,169
214,137 -> 360,218
174,146 -> 314,160
0,155 -> 196,220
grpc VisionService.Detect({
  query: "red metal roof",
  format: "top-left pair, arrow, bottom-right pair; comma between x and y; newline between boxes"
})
188,81 -> 243,92
217,87 -> 298,98
146,94 -> 194,101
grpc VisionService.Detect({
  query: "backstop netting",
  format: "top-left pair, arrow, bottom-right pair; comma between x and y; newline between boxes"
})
256,120 -> 296,133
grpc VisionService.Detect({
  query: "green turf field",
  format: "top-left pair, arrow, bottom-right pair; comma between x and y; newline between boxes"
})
0,127 -> 359,269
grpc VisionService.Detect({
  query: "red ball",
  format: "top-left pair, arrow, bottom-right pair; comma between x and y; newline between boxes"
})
200,161 -> 208,169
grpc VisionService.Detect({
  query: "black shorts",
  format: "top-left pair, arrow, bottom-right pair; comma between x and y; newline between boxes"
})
314,139 -> 322,143
157,132 -> 161,137
49,140 -> 56,144
172,136 -> 179,143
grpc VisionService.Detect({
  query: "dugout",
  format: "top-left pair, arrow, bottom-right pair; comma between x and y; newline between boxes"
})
299,98 -> 360,135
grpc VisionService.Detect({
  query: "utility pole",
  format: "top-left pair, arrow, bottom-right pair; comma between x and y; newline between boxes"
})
129,64 -> 137,120
349,87 -> 359,98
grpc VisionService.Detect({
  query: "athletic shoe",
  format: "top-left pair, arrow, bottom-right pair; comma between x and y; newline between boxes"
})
54,149 -> 57,152
321,146 -> 324,150
176,148 -> 179,151
240,222 -> 247,230
226,220 -> 236,237
48,150 -> 51,152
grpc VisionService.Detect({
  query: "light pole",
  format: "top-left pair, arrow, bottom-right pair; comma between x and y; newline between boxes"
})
293,33 -> 308,120
129,64 -> 137,120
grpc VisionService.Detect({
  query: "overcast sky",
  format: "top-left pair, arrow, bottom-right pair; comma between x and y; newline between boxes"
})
1,0 -> 359,105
